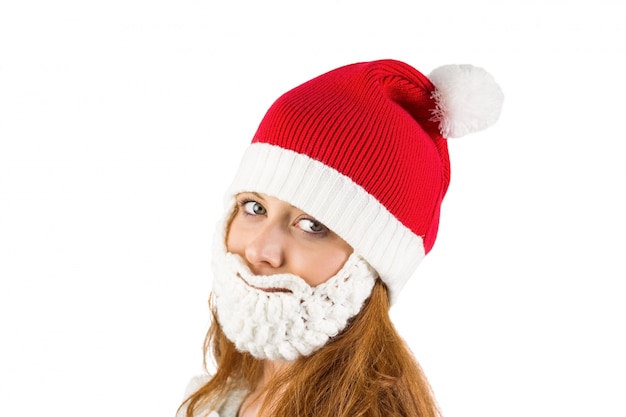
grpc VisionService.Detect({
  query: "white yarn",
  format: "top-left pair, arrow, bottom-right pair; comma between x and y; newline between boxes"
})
429,64 -> 504,138
211,227 -> 377,361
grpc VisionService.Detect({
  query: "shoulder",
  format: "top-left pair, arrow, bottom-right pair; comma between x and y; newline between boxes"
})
218,388 -> 247,417
178,374 -> 247,417
183,373 -> 211,398
177,374 -> 213,417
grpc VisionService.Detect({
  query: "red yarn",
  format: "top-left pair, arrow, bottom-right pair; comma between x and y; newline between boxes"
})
252,60 -> 450,253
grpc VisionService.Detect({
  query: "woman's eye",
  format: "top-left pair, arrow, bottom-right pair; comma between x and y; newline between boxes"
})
298,218 -> 326,234
242,201 -> 266,215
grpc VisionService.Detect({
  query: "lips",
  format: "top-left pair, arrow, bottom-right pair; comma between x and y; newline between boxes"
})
254,287 -> 292,293
238,274 -> 293,294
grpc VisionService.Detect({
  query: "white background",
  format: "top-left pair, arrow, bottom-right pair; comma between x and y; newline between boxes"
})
1,1 -> 624,416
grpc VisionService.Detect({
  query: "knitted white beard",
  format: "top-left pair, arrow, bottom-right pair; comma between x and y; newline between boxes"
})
211,228 -> 377,361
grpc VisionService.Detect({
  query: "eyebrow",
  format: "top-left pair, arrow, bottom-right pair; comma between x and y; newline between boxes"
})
243,192 -> 304,213
241,191 -> 265,201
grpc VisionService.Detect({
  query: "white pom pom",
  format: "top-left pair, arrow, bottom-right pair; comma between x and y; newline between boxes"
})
429,64 -> 504,138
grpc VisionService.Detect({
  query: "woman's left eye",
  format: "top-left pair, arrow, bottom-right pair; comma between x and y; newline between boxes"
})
297,218 -> 326,234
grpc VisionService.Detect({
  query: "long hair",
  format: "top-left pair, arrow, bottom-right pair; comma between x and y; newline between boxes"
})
179,279 -> 441,417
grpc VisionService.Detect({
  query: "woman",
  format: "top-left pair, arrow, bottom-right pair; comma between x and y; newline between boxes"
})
179,59 -> 503,417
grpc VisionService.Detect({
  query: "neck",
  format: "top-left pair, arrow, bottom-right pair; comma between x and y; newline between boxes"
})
260,359 -> 288,386
238,360 -> 289,417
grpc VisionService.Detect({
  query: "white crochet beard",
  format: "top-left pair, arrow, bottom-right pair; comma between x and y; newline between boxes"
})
211,226 -> 377,361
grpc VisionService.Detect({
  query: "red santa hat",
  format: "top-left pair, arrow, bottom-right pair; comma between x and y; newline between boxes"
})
224,59 -> 503,303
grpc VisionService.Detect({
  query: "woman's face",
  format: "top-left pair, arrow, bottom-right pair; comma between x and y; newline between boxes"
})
226,192 -> 353,286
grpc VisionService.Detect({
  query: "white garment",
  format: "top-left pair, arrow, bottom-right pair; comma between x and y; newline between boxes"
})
178,374 -> 247,417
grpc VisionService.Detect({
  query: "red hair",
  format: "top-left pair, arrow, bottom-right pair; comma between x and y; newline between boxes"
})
179,279 -> 441,417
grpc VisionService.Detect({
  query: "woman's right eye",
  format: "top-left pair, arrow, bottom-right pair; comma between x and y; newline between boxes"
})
242,200 -> 267,216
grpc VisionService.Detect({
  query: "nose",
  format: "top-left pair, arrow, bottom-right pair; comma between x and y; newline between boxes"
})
244,222 -> 286,273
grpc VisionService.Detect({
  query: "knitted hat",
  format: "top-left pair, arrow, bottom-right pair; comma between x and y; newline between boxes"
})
224,59 -> 503,303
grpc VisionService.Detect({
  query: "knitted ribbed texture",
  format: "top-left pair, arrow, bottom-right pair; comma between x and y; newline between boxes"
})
219,57 -> 504,304
224,60 -> 453,302
226,143 -> 423,303
252,60 -> 450,253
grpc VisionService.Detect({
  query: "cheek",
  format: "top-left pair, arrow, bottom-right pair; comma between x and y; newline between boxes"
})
225,217 -> 243,254
301,245 -> 352,286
